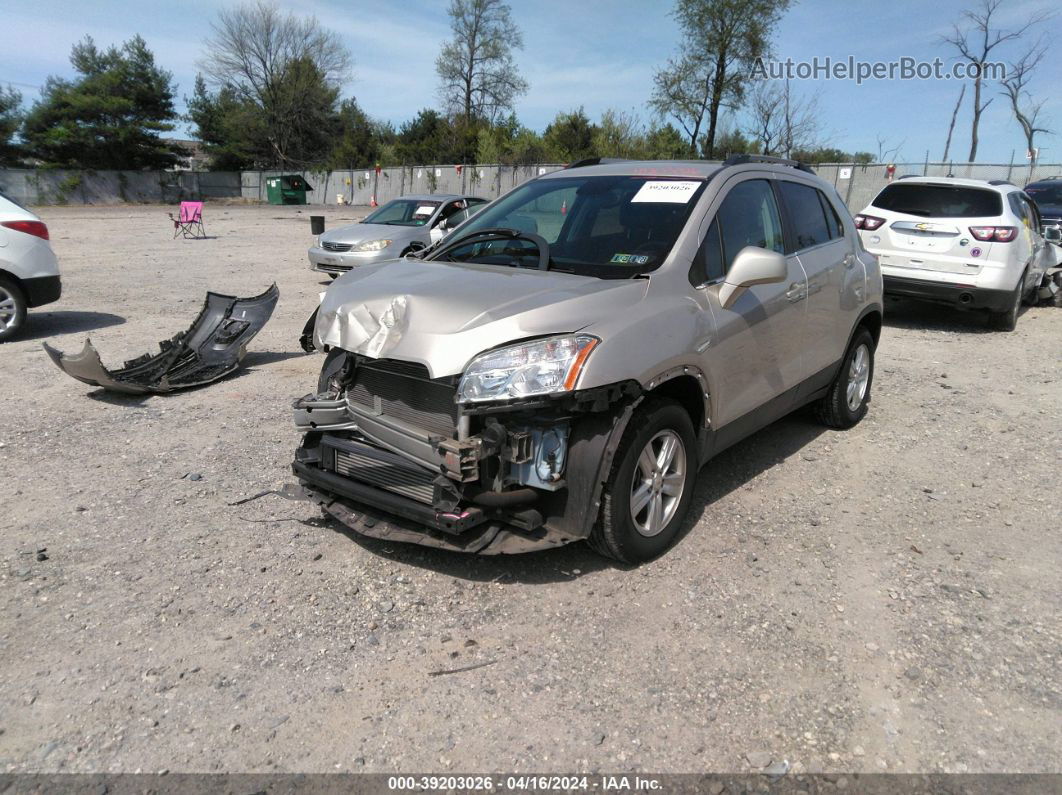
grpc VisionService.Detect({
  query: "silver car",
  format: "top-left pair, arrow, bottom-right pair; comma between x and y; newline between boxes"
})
292,157 -> 883,563
307,194 -> 488,277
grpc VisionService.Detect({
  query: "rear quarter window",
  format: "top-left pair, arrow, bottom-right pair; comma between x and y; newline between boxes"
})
871,183 -> 1002,218
778,181 -> 834,250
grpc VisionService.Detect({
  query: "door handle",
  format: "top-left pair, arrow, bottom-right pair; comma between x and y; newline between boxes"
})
844,253 -> 858,269
785,283 -> 807,302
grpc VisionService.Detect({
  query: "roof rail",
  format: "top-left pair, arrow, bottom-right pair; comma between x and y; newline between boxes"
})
720,154 -> 815,175
565,157 -> 632,170
988,179 -> 1015,187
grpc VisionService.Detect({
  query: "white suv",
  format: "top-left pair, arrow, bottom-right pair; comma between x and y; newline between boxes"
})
0,191 -> 62,341
855,177 -> 1050,330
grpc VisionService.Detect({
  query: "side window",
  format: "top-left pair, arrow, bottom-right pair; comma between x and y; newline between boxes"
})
715,180 -> 785,273
1008,193 -> 1027,223
779,181 -> 832,251
435,201 -> 465,225
818,191 -> 845,239
1024,198 -> 1040,230
690,219 -> 724,285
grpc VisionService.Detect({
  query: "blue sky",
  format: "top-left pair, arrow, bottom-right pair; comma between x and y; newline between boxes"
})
2,0 -> 1059,163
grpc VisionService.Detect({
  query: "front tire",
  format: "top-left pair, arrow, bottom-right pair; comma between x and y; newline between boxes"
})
815,327 -> 875,429
589,399 -> 698,564
0,276 -> 27,343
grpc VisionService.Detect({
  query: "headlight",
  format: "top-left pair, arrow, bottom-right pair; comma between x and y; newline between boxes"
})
351,239 -> 392,253
458,335 -> 599,403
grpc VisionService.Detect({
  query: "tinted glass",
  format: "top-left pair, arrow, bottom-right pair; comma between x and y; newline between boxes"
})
716,180 -> 785,272
779,181 -> 831,250
431,175 -> 707,278
871,184 -> 1002,218
690,219 -> 724,285
819,191 -> 845,238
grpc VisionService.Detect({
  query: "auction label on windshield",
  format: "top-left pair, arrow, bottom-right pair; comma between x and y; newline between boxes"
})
630,180 -> 700,203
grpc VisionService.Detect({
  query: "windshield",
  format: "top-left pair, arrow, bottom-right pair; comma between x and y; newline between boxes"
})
363,199 -> 441,226
871,183 -> 1002,218
1026,182 -> 1062,205
427,175 -> 706,278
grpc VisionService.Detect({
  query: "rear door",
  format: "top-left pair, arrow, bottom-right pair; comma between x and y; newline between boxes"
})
690,176 -> 808,429
777,179 -> 854,377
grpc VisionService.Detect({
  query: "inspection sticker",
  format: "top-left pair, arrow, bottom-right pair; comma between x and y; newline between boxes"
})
610,253 -> 650,264
631,180 -> 700,204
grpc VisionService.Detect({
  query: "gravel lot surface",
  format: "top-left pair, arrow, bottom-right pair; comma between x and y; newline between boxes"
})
1,204 -> 1059,775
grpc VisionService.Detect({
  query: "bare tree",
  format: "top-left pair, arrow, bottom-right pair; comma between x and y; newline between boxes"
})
1000,39 -> 1052,163
941,0 -> 1051,161
941,83 -> 966,162
746,80 -> 821,157
436,0 -> 528,129
200,0 -> 352,167
746,81 -> 783,155
650,0 -> 791,158
876,134 -> 905,163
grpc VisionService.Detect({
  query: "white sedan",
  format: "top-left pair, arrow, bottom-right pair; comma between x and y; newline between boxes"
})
0,192 -> 62,341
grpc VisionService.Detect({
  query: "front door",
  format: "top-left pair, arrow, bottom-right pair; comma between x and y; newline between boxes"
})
691,176 -> 808,430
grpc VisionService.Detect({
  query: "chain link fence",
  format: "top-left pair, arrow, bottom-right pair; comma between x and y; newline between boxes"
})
3,161 -> 1059,210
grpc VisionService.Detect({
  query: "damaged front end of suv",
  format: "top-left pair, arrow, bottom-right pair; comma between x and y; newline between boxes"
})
292,322 -> 645,554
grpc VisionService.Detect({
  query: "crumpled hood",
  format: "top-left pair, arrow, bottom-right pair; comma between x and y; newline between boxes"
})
322,222 -> 417,244
314,258 -> 648,377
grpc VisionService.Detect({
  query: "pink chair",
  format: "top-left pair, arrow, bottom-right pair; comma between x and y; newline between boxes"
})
169,201 -> 206,239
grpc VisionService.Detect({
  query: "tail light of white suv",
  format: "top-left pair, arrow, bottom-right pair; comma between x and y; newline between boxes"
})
1,219 -> 50,240
968,226 -> 1016,242
854,214 -> 886,231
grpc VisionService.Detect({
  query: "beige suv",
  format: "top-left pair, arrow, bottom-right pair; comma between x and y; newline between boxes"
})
292,156 -> 884,563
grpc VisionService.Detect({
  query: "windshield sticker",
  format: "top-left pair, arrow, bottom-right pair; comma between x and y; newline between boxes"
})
631,180 -> 700,204
610,253 -> 650,265
414,205 -> 435,216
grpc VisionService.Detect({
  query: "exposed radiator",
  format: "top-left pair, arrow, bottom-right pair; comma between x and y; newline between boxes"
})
329,437 -> 436,504
346,359 -> 458,438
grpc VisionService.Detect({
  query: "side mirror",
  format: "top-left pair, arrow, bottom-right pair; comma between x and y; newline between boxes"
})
1044,225 -> 1062,244
718,247 -> 788,309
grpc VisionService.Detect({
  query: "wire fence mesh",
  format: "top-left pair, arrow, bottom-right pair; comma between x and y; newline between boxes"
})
2,161 -> 1058,210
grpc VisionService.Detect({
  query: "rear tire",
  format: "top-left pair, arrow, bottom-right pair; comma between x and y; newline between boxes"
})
588,398 -> 698,564
988,272 -> 1023,332
0,276 -> 27,343
815,327 -> 875,429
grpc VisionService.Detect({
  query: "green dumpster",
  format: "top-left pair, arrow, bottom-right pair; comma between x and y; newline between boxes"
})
265,174 -> 313,205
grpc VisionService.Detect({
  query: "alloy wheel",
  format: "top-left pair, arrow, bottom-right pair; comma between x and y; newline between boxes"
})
846,343 -> 871,413
0,286 -> 19,331
629,429 -> 687,537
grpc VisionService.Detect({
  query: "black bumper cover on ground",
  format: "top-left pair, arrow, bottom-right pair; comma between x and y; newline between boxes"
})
43,284 -> 279,394
883,275 -> 1013,312
22,275 -> 62,308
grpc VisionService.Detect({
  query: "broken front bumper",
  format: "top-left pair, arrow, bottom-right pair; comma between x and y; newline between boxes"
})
290,379 -> 636,555
44,285 -> 279,393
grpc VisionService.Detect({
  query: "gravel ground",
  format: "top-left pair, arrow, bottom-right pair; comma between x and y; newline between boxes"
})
1,204 -> 1059,775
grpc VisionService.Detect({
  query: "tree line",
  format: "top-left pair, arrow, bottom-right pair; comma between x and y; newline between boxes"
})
0,0 -> 1051,172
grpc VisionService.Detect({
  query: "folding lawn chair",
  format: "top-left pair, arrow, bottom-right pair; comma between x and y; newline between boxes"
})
169,201 -> 206,239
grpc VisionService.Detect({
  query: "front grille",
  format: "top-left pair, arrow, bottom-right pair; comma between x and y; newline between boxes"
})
347,359 -> 458,438
322,241 -> 352,252
332,442 -> 436,504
